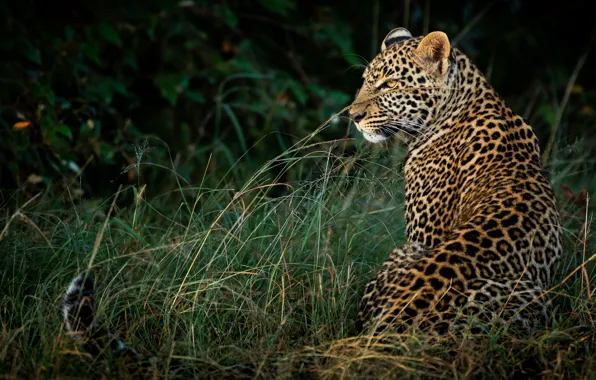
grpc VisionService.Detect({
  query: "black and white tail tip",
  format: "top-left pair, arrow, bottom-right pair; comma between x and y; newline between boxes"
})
62,274 -> 140,355
63,273 -> 97,339
62,273 -> 155,377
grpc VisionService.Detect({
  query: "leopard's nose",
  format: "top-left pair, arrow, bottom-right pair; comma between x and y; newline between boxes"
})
349,111 -> 367,123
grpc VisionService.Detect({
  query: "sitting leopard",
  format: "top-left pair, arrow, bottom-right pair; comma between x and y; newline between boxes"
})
350,28 -> 562,334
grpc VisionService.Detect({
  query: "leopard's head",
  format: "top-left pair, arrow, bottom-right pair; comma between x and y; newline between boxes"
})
349,28 -> 456,143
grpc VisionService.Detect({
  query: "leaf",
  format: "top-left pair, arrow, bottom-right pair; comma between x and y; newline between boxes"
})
258,0 -> 295,16
13,121 -> 31,130
64,25 -> 75,42
537,104 -> 556,127
80,120 -> 98,138
560,184 -> 588,222
90,79 -> 127,104
123,50 -> 138,69
98,22 -> 122,46
41,122 -> 72,146
55,124 -> 73,139
286,79 -> 307,106
561,184 -> 588,206
30,82 -> 55,104
561,184 -> 574,201
185,91 -> 205,103
27,174 -> 44,184
219,6 -> 238,28
61,160 -> 80,173
81,42 -> 101,64
94,82 -> 115,104
56,97 -> 72,110
111,81 -> 128,96
154,74 -> 190,106
20,39 -> 41,64
100,144 -> 115,164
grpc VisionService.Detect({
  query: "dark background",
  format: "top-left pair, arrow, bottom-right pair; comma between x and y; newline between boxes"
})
1,0 -> 594,198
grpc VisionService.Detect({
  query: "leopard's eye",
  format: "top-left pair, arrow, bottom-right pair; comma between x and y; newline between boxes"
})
380,80 -> 398,89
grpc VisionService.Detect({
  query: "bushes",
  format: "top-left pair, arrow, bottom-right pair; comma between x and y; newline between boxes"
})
0,0 -> 595,200
0,0 -> 356,196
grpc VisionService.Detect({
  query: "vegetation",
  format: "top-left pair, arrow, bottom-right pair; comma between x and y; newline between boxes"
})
1,0 -> 595,378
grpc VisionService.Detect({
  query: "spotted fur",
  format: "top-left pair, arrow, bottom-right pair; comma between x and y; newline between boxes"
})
349,29 -> 562,334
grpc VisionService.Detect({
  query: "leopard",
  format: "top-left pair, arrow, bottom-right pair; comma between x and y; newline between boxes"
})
349,27 -> 562,334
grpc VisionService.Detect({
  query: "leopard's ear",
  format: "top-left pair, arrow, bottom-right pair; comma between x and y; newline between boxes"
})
414,31 -> 451,74
415,32 -> 450,63
381,28 -> 413,51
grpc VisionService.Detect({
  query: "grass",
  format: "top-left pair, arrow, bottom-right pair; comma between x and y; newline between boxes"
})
1,119 -> 596,379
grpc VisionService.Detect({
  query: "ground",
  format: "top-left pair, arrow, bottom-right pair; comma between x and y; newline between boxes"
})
0,133 -> 595,378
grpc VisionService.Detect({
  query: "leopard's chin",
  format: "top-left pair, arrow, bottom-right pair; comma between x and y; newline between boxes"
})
354,120 -> 394,143
362,131 -> 390,143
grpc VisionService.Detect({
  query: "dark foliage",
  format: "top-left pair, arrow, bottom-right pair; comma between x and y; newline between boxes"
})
0,0 -> 594,197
